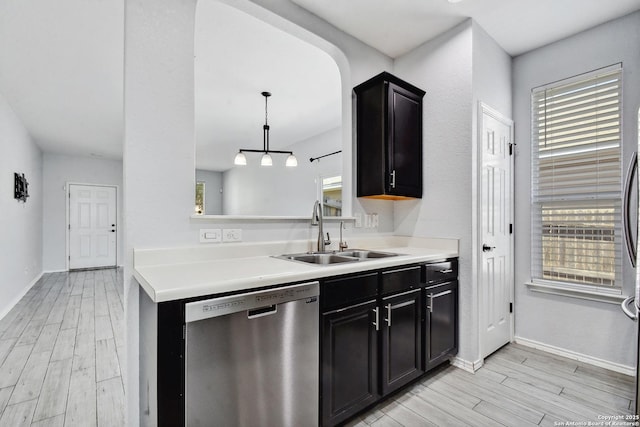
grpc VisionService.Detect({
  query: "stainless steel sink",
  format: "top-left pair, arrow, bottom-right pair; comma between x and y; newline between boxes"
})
337,250 -> 399,259
275,249 -> 400,266
283,253 -> 359,265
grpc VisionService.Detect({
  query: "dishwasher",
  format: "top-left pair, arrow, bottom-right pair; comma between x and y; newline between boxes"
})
184,281 -> 319,427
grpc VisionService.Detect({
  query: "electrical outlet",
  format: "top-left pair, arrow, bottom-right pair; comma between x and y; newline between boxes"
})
199,229 -> 221,243
364,214 -> 372,228
354,213 -> 362,228
223,228 -> 242,242
371,213 -> 379,228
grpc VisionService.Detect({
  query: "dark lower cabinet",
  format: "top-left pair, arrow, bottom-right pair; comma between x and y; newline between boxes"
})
321,300 -> 379,427
425,280 -> 458,370
380,288 -> 423,396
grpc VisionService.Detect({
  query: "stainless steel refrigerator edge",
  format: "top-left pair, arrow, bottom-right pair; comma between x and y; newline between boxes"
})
622,149 -> 640,415
184,282 -> 320,426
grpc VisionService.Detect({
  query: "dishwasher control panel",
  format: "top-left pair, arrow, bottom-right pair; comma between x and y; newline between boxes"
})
185,281 -> 319,322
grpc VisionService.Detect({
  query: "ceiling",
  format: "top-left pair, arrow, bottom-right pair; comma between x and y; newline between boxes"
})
0,0 -> 638,164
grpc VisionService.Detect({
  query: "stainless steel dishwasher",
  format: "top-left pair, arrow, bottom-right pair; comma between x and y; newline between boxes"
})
184,281 -> 319,427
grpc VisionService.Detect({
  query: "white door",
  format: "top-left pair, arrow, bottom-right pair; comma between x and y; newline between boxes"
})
68,184 -> 117,269
479,104 -> 514,358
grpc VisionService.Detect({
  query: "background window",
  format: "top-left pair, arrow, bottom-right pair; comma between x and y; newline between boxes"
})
531,65 -> 622,288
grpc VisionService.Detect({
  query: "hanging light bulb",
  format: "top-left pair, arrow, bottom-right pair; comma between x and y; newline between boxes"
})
234,151 -> 247,166
285,153 -> 298,167
260,152 -> 273,166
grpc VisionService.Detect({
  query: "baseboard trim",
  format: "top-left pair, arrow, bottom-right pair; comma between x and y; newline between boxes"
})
43,269 -> 68,274
451,356 -> 484,373
0,271 -> 44,321
515,336 -> 636,377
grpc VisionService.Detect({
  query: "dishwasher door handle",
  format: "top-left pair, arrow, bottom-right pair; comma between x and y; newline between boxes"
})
248,304 -> 277,319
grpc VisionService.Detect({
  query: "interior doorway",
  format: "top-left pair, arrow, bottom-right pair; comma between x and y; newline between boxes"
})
478,103 -> 515,359
67,183 -> 117,270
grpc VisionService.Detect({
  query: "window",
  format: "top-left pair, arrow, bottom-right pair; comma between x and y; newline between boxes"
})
531,64 -> 622,289
195,181 -> 205,215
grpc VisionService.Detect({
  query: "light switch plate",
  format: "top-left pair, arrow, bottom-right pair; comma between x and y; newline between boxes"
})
223,228 -> 242,242
199,229 -> 221,243
354,213 -> 362,228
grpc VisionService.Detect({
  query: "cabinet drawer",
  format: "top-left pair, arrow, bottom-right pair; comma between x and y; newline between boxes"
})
380,266 -> 421,296
424,260 -> 458,285
321,272 -> 379,311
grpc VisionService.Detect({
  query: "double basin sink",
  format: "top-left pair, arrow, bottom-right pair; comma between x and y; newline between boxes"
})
275,249 -> 399,266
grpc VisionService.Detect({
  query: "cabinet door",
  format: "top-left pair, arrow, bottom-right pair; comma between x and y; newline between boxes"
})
387,82 -> 422,198
380,288 -> 423,396
321,300 -> 379,427
425,281 -> 458,371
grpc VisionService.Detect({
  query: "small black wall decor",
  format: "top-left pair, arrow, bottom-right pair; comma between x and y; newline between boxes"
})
14,172 -> 29,202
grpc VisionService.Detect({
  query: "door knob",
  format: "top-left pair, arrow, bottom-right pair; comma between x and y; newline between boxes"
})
482,244 -> 495,252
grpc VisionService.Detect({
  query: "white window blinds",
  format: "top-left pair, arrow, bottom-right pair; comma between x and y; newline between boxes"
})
531,65 -> 622,288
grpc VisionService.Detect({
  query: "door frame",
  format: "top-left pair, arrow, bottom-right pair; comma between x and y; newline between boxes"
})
66,182 -> 119,271
476,102 -> 515,360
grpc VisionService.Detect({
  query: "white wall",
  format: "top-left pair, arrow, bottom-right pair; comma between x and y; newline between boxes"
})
513,11 -> 640,368
393,21 -> 478,363
195,169 -> 222,214
222,127 -> 341,216
42,153 -> 123,271
124,0 -> 393,423
0,92 -> 43,319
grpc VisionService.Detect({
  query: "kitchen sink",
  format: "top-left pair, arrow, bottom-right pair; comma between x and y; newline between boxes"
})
278,253 -> 359,265
275,249 -> 400,266
337,250 -> 399,259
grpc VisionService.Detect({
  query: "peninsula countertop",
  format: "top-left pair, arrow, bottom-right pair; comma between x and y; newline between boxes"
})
134,236 -> 459,303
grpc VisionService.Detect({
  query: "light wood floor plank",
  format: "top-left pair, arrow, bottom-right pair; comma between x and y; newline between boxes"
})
473,400 -> 540,427
32,324 -> 61,354
413,385 -> 502,427
94,316 -> 113,342
50,328 -> 76,362
396,393 -> 472,427
32,414 -> 65,427
0,344 -> 34,389
369,414 -> 404,427
0,386 -> 13,415
65,362 -> 96,427
379,400 -> 438,427
96,377 -> 124,427
95,339 -> 119,382
0,399 -> 36,426
32,358 -> 73,422
0,338 -> 17,366
442,368 -> 545,424
8,350 -> 51,405
522,356 -> 634,400
502,377 -> 602,420
483,355 -> 565,394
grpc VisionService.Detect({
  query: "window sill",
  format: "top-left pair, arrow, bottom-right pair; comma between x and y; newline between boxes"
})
525,281 -> 625,305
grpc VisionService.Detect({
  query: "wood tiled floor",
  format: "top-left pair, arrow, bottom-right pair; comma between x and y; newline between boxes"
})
350,343 -> 635,426
0,269 -> 124,426
0,270 -> 635,426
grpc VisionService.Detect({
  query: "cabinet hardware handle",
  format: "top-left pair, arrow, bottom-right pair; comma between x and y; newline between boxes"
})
427,290 -> 451,313
438,269 -> 453,274
432,289 -> 453,299
385,303 -> 392,327
390,170 -> 396,189
372,307 -> 379,331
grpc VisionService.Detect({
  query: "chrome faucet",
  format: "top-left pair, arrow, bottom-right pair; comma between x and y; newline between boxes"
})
339,221 -> 348,251
311,200 -> 331,252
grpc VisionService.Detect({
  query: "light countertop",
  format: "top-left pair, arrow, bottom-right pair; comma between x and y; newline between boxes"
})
134,236 -> 458,302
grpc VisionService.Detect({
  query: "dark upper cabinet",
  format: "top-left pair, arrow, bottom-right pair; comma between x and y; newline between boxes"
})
354,72 -> 425,199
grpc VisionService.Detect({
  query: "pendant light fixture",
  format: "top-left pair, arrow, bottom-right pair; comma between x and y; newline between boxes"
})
233,91 -> 297,167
